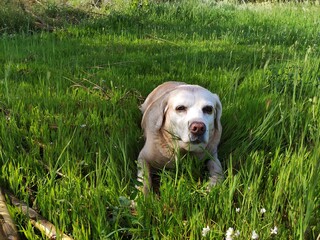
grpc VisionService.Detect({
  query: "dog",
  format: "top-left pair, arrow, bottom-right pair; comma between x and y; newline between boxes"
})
137,81 -> 224,194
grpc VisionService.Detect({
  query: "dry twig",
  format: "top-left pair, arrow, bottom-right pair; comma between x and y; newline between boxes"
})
4,190 -> 73,240
0,188 -> 19,240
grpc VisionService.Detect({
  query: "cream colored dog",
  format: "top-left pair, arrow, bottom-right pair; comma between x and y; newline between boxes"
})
137,81 -> 224,194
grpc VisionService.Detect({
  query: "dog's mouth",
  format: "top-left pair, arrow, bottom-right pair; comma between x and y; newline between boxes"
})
173,136 -> 203,145
188,131 -> 207,144
190,139 -> 202,144
189,136 -> 206,145
163,129 -> 206,145
171,135 -> 204,145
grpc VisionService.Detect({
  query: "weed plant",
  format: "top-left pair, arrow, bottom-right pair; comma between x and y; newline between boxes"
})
0,0 -> 319,239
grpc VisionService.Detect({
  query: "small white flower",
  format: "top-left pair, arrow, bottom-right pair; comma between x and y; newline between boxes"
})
260,208 -> 266,214
80,124 -> 87,128
252,230 -> 259,239
271,226 -> 278,235
236,208 -> 240,213
226,227 -> 234,237
202,225 -> 210,237
225,227 -> 240,240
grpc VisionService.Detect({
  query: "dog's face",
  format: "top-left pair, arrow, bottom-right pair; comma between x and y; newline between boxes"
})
163,87 -> 220,152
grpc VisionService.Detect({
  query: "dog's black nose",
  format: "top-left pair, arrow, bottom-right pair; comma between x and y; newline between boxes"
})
189,122 -> 206,136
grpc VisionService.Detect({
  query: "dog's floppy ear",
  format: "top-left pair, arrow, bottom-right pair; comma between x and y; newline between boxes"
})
140,82 -> 185,135
213,94 -> 222,133
208,94 -> 222,151
141,93 -> 169,133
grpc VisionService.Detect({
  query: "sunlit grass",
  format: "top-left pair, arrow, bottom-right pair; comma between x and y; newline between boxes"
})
0,0 -> 319,239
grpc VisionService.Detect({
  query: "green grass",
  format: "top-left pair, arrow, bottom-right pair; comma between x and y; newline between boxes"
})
0,1 -> 320,239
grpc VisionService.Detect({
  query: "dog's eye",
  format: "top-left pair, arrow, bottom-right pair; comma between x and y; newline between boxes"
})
203,106 -> 213,114
175,105 -> 187,112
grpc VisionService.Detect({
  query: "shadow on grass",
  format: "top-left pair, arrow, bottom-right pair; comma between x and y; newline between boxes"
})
0,0 -> 90,34
0,21 -> 300,171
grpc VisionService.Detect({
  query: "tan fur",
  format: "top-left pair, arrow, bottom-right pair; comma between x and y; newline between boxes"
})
138,81 -> 224,194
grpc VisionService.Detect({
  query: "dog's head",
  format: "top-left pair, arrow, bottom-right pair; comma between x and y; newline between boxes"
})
141,82 -> 222,153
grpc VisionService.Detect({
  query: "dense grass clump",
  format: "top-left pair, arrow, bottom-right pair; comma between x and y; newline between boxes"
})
0,0 -> 319,239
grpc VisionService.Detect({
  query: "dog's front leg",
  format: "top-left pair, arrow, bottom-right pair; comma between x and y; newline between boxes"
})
207,158 -> 224,187
137,157 -> 152,195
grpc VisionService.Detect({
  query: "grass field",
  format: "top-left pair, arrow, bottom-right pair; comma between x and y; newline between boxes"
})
0,0 -> 320,239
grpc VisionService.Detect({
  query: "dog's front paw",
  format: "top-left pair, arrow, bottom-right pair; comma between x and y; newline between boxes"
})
207,174 -> 224,189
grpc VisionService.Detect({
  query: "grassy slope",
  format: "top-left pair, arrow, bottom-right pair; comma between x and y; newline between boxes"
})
0,1 -> 319,239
